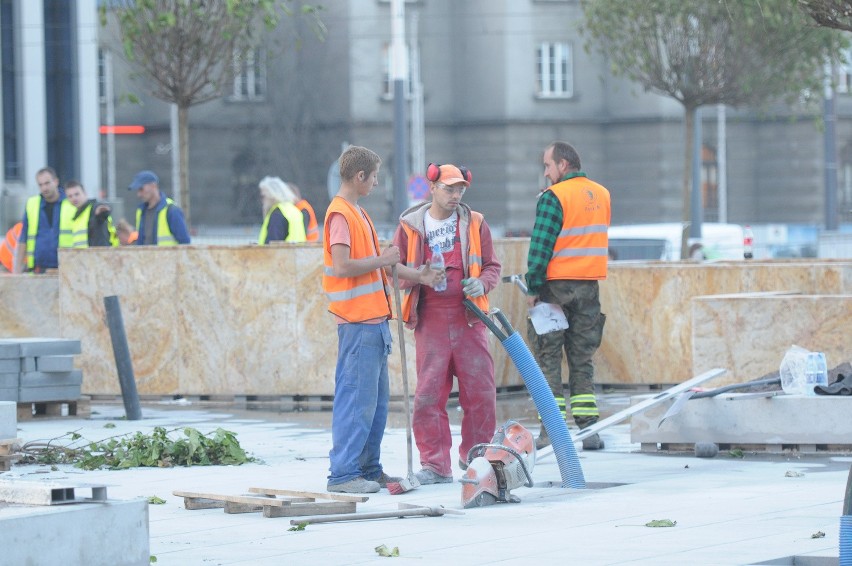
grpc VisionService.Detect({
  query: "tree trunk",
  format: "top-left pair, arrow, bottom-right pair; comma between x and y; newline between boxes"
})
178,104 -> 191,228
681,104 -> 695,260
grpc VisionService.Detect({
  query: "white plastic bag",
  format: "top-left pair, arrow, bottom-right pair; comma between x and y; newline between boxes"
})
528,302 -> 569,335
779,345 -> 810,395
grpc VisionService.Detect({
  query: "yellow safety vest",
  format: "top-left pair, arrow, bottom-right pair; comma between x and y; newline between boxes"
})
24,196 -> 75,270
71,203 -> 118,248
135,198 -> 178,246
257,202 -> 307,244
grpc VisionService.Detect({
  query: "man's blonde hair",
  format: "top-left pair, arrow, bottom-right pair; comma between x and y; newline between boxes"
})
339,146 -> 381,182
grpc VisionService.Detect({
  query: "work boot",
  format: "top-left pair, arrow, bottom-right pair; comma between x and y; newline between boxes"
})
372,472 -> 403,488
581,433 -> 605,451
414,468 -> 453,485
458,458 -> 468,471
327,477 -> 380,494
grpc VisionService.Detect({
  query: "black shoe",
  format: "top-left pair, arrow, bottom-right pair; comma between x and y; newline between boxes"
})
814,373 -> 852,395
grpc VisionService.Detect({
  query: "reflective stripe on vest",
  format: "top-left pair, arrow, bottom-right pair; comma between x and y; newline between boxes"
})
322,196 -> 391,322
399,211 -> 489,322
546,177 -> 610,281
296,199 -> 320,242
71,204 -> 92,248
258,202 -> 307,244
136,198 -> 177,246
25,196 -> 75,269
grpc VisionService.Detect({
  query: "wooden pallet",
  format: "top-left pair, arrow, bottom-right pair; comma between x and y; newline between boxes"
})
173,488 -> 369,519
17,396 -> 91,421
0,438 -> 21,472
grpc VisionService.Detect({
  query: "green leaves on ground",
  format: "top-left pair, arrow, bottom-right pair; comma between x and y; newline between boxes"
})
645,519 -> 677,527
375,544 -> 400,557
148,496 -> 167,505
288,522 -> 308,531
20,426 -> 254,470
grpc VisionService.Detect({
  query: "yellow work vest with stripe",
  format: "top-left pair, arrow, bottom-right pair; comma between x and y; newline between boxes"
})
546,175 -> 610,281
296,199 -> 320,242
399,211 -> 489,322
71,203 -> 119,248
257,202 -> 307,244
136,198 -> 178,246
25,196 -> 75,270
322,196 -> 392,323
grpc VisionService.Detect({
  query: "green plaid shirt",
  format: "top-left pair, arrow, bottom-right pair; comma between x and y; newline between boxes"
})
525,172 -> 587,295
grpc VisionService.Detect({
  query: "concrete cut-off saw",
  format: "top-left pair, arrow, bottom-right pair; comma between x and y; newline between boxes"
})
460,420 -> 536,508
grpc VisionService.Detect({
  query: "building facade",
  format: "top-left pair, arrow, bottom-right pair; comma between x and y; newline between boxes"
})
0,0 -> 100,230
5,0 -> 849,238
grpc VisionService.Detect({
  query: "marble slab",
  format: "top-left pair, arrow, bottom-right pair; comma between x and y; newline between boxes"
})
1,246 -> 850,397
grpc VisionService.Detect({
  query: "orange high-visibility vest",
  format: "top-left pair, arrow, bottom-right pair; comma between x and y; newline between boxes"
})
546,176 -> 611,281
399,211 -> 489,322
296,199 -> 320,242
0,222 -> 22,272
322,197 -> 392,322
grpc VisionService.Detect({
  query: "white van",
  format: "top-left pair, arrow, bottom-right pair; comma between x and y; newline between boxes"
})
607,223 -> 745,261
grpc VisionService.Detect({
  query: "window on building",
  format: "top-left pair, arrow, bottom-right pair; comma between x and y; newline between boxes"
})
382,42 -> 412,99
1,0 -> 20,179
536,42 -> 573,98
230,47 -> 266,102
838,49 -> 852,95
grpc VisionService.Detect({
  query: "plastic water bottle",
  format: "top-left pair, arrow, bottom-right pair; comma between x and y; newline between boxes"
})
815,352 -> 828,390
805,352 -> 820,395
431,244 -> 447,292
743,225 -> 754,259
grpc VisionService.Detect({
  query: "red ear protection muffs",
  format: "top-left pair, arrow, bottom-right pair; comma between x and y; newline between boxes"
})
426,163 -> 473,184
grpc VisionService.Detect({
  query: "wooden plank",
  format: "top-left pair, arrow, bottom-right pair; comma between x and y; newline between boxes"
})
247,487 -> 369,503
264,501 -> 355,518
182,496 -> 225,510
0,439 -> 21,456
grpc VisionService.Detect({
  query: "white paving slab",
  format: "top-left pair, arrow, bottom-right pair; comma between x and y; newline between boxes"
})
0,402 -> 847,565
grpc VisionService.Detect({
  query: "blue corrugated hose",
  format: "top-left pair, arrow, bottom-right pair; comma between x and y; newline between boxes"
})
502,331 -> 586,489
462,299 -> 585,489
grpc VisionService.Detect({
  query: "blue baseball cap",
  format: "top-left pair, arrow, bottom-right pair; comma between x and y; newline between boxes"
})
128,170 -> 159,190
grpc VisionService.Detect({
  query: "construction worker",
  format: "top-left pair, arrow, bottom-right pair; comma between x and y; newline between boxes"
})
257,177 -> 306,244
128,170 -> 190,246
0,222 -> 22,272
526,141 -> 610,451
289,183 -> 320,242
65,181 -> 117,247
13,167 -> 76,273
392,163 -> 502,484
322,145 -> 441,494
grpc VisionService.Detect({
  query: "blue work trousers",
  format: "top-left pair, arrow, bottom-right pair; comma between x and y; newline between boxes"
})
327,321 -> 392,485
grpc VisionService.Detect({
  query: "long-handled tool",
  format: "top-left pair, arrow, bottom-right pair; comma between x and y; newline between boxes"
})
386,265 -> 420,495
289,503 -> 463,525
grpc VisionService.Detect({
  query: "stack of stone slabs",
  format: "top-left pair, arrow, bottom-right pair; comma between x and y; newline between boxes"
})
0,338 -> 82,403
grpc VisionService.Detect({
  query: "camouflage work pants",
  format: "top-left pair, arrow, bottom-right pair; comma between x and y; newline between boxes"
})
527,279 -> 606,430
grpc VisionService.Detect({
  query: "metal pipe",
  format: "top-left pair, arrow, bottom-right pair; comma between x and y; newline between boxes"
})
103,295 -> 142,420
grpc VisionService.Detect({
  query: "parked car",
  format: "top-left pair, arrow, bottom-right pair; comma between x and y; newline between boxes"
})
608,223 -> 745,261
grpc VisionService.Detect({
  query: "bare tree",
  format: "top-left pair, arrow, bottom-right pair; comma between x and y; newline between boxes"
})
800,0 -> 852,31
581,0 -> 845,258
100,0 -> 324,226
